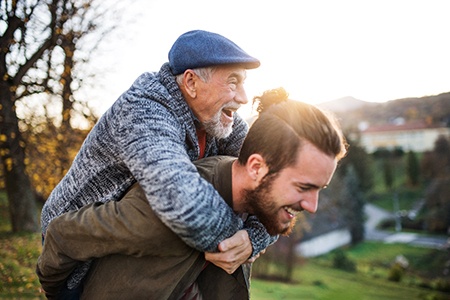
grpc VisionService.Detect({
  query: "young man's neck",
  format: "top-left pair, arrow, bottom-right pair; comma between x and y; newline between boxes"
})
230,160 -> 250,214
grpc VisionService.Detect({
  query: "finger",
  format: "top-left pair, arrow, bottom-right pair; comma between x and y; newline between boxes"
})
218,240 -> 228,252
219,230 -> 249,252
218,237 -> 241,252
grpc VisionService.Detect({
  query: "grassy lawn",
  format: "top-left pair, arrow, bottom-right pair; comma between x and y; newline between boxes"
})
0,231 -> 45,299
0,192 -> 45,299
4,231 -> 447,300
368,156 -> 424,213
251,264 -> 435,300
251,242 -> 449,300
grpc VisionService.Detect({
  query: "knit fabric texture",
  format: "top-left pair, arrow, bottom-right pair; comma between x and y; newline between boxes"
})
40,63 -> 273,289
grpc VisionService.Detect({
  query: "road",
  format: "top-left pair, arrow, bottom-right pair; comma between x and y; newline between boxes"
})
364,204 -> 449,250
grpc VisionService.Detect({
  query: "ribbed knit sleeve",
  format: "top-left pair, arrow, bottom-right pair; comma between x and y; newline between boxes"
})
243,215 -> 279,256
40,65 -> 273,257
111,100 -> 245,251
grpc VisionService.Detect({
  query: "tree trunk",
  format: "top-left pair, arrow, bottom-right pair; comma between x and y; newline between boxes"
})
284,236 -> 297,282
0,83 -> 38,232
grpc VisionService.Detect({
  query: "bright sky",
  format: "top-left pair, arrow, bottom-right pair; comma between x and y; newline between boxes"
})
91,0 -> 450,119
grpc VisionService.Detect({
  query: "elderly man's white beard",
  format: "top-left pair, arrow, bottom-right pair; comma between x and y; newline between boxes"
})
202,111 -> 234,139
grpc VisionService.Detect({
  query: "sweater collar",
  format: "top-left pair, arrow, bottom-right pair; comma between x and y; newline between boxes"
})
158,63 -> 201,160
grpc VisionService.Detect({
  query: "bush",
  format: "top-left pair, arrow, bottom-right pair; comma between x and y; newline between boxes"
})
432,278 -> 450,293
387,262 -> 407,282
332,249 -> 356,272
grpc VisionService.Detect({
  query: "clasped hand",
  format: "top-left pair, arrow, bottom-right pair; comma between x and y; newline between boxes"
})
204,229 -> 264,274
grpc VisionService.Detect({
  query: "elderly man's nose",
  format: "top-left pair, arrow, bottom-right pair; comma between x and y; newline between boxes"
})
235,85 -> 248,105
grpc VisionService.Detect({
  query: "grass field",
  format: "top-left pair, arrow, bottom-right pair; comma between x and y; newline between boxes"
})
0,231 -> 44,299
251,264 -> 436,300
250,241 -> 449,300
1,193 -> 449,299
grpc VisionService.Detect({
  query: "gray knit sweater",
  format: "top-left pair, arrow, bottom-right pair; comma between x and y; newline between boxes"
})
41,63 -> 271,256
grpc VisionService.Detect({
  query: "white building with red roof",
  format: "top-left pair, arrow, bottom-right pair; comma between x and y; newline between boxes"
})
359,120 -> 450,153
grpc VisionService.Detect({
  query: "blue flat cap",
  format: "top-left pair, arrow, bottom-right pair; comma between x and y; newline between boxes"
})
169,30 -> 260,75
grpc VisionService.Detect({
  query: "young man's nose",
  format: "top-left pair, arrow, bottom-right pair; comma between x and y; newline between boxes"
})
301,191 -> 319,214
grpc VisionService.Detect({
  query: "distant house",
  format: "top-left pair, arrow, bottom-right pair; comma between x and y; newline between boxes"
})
358,121 -> 450,153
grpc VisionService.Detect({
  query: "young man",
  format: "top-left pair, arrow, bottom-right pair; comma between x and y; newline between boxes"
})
37,92 -> 348,299
40,30 -> 273,295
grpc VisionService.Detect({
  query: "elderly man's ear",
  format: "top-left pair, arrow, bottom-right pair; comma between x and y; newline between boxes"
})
181,70 -> 198,98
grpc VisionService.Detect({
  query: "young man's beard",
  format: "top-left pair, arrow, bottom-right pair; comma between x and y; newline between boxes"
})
243,173 -> 297,236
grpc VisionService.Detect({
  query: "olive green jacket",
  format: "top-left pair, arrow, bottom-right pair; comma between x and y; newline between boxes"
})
37,156 -> 253,299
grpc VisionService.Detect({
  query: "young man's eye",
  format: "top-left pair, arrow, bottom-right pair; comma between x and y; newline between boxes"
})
298,186 -> 309,192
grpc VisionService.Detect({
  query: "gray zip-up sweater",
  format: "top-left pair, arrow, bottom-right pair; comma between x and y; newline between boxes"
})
41,62 -> 271,255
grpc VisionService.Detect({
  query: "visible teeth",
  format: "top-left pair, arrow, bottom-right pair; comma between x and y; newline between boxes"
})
284,206 -> 300,216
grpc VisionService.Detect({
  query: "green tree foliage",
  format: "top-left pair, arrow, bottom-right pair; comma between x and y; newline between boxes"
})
339,137 -> 374,193
341,166 -> 366,244
423,178 -> 450,233
383,159 -> 394,190
405,150 -> 420,186
420,135 -> 450,233
421,135 -> 450,180
326,165 -> 366,245
332,138 -> 368,244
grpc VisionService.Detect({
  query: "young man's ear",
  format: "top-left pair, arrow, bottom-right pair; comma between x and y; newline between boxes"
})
246,153 -> 269,184
182,70 -> 197,98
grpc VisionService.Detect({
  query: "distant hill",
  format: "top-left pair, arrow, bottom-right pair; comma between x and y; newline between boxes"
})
318,96 -> 375,113
320,92 -> 450,130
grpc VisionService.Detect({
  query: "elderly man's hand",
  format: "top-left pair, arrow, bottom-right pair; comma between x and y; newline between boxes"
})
204,230 -> 252,274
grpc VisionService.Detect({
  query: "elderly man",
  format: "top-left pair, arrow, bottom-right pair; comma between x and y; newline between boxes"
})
37,90 -> 348,299
40,30 -> 273,296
